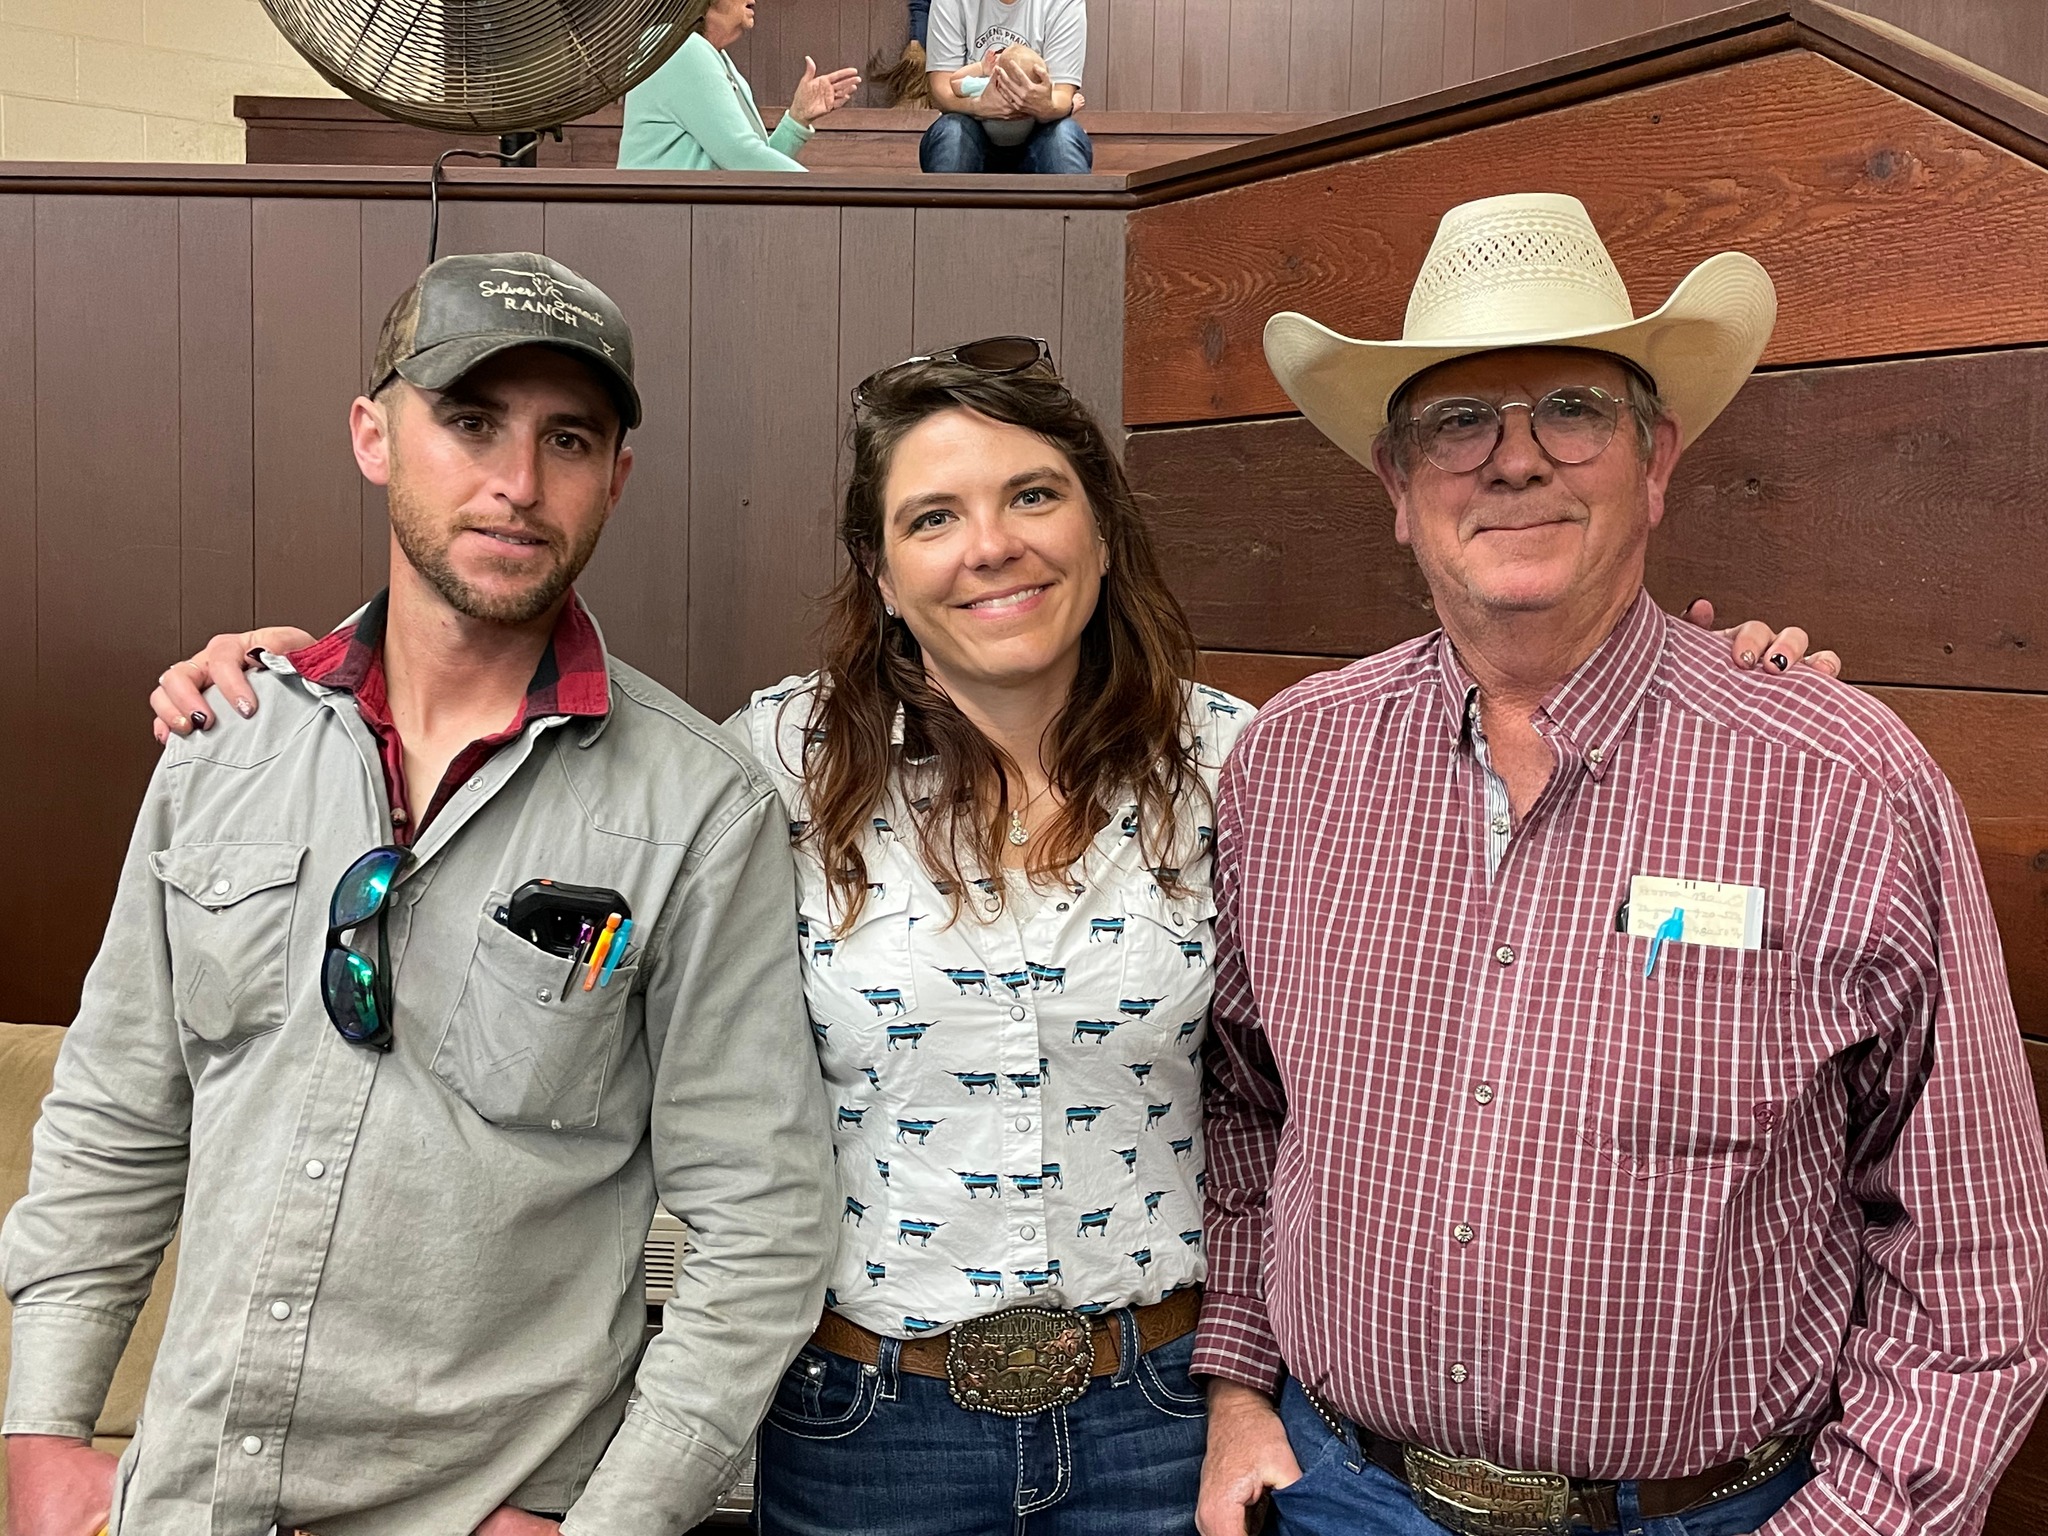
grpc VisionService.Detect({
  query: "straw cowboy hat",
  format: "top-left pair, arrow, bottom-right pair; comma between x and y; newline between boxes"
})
1262,192 -> 1777,469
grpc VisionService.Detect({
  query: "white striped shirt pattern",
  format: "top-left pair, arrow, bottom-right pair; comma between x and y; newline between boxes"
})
1196,592 -> 2048,1536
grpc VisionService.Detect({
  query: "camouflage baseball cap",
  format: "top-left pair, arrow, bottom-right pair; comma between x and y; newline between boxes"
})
369,251 -> 641,430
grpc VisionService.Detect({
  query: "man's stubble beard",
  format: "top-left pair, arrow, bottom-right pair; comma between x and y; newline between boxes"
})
386,475 -> 605,626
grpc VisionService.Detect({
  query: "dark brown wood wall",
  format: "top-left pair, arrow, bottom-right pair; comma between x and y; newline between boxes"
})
0,181 -> 1122,1027
717,0 -> 2048,114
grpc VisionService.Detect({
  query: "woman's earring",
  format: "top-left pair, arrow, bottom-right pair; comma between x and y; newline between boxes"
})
884,604 -> 898,618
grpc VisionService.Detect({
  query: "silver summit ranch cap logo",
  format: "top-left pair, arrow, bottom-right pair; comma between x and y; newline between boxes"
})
480,267 -> 609,331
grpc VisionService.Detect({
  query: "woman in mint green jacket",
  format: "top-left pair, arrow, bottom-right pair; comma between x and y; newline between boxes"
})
620,0 -> 861,171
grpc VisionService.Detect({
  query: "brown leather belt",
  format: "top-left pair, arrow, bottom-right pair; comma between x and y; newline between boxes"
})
1301,1385 -> 1808,1534
811,1286 -> 1201,1381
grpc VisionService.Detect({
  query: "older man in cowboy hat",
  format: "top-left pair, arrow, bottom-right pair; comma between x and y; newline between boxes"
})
1192,193 -> 2048,1536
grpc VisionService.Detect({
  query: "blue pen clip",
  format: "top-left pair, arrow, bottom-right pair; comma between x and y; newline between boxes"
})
598,918 -> 634,987
1644,908 -> 1684,977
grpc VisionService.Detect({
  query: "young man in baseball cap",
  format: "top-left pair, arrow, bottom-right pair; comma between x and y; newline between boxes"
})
3,253 -> 835,1536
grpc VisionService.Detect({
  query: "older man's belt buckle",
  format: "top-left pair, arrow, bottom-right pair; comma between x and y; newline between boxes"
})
944,1306 -> 1093,1416
1403,1445 -> 1573,1536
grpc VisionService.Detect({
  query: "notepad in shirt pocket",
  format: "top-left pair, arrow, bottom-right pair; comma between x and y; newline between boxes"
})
1624,875 -> 1765,950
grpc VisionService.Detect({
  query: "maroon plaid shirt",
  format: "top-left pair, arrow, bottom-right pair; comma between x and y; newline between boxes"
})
1198,591 -> 2048,1535
288,589 -> 609,844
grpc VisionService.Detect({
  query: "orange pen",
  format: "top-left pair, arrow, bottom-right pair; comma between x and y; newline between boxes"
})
582,913 -> 622,991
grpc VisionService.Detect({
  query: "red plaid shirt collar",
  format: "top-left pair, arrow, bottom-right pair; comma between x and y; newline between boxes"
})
1434,588 -> 1666,783
286,588 -> 609,842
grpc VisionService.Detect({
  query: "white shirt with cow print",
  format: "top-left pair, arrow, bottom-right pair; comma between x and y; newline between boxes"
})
731,674 -> 1252,1339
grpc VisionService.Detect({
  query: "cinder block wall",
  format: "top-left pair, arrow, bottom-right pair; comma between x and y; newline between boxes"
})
0,0 -> 339,162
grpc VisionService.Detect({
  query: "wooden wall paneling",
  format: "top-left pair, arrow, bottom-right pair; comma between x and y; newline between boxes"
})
1472,0 -> 1506,77
358,200 -> 423,602
1109,0 -> 1160,112
31,196 -> 183,1025
1059,212 -> 1129,436
1195,647 -> 1344,703
911,206 -> 1070,361
1227,0 -> 1293,111
1181,0 -> 1233,109
836,206 -> 918,485
1848,0 -> 2048,97
1285,0 -> 1352,110
252,199 -> 366,634
177,199 -> 255,656
1347,0 -> 1386,110
866,0 -> 907,107
429,199 -> 545,259
687,204 -> 845,718
1124,49 -> 2048,426
1568,1 -> 1640,50
1381,0 -> 1448,104
1499,0 -> 1563,72
1440,0 -> 1478,89
1082,0 -> 1112,117
545,202 -> 695,700
0,197 -> 39,1022
1122,347 -> 2048,691
1153,0 -> 1187,110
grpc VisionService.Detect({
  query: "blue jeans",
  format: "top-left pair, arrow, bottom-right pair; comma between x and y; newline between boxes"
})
1270,1379 -> 1814,1536
754,1311 -> 1206,1535
919,114 -> 1095,174
908,0 -> 929,46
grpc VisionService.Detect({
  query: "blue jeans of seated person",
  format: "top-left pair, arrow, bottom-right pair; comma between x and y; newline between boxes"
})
1269,1379 -> 1814,1536
753,1310 -> 1206,1535
920,113 -> 1095,174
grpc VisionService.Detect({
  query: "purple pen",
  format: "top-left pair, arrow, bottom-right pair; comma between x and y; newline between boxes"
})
563,917 -> 596,991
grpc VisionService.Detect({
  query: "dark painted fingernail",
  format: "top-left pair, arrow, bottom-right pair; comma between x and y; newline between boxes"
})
190,709 -> 208,729
1769,652 -> 1789,671
1687,596 -> 1708,611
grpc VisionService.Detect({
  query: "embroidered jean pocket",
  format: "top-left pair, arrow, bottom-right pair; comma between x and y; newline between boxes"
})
149,841 -> 306,1046
1579,938 -> 1788,1178
765,1345 -> 881,1439
432,898 -> 637,1130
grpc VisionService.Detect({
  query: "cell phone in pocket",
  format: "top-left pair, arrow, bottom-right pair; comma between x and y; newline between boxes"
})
496,879 -> 632,958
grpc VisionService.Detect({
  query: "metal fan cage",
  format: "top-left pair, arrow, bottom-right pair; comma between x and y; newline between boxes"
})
261,0 -> 696,134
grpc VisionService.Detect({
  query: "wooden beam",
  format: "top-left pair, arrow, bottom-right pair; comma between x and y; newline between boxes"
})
1125,49 -> 2048,425
1130,349 -> 2048,691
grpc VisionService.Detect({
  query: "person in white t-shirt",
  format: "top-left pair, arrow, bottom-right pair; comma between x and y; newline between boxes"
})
921,0 -> 1092,174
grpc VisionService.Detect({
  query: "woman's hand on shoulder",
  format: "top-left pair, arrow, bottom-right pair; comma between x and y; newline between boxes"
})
1682,598 -> 1841,680
151,625 -> 315,743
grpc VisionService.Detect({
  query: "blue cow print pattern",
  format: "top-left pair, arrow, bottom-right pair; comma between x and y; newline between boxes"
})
734,674 -> 1253,1339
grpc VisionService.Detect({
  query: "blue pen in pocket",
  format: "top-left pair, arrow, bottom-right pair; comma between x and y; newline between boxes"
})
598,918 -> 634,987
1645,908 -> 1685,977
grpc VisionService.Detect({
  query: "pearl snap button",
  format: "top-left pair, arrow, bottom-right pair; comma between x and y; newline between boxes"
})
1449,1363 -> 1469,1384
1473,1083 -> 1495,1105
1020,1225 -> 1036,1240
1015,1117 -> 1032,1133
536,987 -> 553,1003
269,1300 -> 291,1321
212,878 -> 231,896
1010,1006 -> 1026,1021
1453,1223 -> 1474,1245
304,1159 -> 325,1179
1494,945 -> 1515,965
241,1435 -> 263,1455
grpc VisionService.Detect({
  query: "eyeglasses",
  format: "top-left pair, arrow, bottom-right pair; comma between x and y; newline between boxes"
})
1405,385 -> 1638,474
322,845 -> 410,1051
851,335 -> 1056,409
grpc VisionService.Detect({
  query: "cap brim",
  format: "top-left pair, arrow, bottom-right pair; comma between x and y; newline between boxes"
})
1262,251 -> 1776,470
395,333 -> 644,431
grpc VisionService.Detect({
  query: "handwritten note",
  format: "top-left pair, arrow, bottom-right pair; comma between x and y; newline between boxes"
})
1626,875 -> 1765,951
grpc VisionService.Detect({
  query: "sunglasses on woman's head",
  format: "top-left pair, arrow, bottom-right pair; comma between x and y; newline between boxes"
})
851,336 -> 1056,409
323,845 -> 410,1051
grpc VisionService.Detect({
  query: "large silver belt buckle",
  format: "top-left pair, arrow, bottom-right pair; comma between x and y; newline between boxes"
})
1403,1445 -> 1573,1536
944,1306 -> 1093,1416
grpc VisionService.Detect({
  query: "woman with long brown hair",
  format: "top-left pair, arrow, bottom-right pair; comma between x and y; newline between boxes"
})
146,338 -> 1834,1535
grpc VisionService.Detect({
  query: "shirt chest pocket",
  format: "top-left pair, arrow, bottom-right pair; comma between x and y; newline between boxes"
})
1115,885 -> 1220,1056
431,899 -> 640,1130
149,841 -> 307,1046
798,877 -> 919,1043
1578,938 -> 1790,1179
